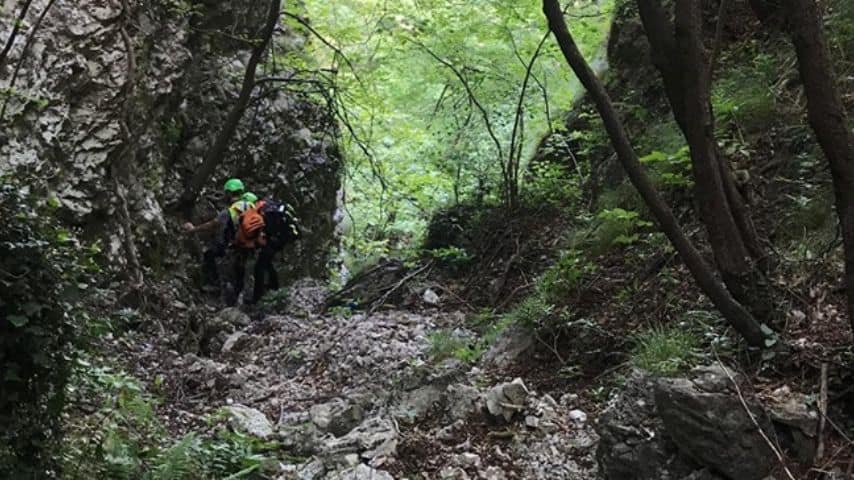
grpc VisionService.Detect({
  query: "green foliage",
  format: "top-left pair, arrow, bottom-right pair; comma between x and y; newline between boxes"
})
427,246 -> 472,273
502,294 -> 555,329
640,146 -> 693,189
295,0 -> 615,258
631,325 -> 700,376
63,362 -> 274,480
538,249 -> 596,305
428,330 -> 483,364
259,288 -> 291,312
523,162 -> 581,208
578,207 -> 653,255
0,183 -> 96,476
712,49 -> 778,134
828,0 -> 854,59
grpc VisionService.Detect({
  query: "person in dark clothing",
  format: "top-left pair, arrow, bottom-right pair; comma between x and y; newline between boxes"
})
247,197 -> 299,304
183,178 -> 246,294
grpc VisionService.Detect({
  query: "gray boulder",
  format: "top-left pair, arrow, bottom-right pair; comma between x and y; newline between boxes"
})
310,400 -> 365,437
446,383 -> 481,421
766,386 -> 819,464
654,365 -> 776,480
392,384 -> 444,423
482,325 -> 534,369
485,378 -> 529,422
222,331 -> 253,354
596,369 -> 712,480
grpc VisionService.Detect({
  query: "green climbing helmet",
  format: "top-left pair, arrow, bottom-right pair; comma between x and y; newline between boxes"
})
224,178 -> 245,194
241,192 -> 258,203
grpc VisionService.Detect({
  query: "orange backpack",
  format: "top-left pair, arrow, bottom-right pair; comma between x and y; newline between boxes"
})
235,206 -> 267,249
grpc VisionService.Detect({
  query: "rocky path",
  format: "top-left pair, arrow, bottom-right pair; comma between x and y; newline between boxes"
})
126,279 -> 831,480
153,281 -> 600,479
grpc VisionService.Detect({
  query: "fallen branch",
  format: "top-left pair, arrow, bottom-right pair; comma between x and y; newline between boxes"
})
368,261 -> 434,314
816,362 -> 828,461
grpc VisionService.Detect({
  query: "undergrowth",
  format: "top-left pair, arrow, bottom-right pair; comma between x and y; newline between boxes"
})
630,325 -> 700,376
62,357 -> 277,480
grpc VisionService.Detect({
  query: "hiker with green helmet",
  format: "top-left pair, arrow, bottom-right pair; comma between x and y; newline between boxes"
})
238,191 -> 299,304
183,178 -> 247,297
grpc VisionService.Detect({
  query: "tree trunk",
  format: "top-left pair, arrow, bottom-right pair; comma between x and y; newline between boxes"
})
636,0 -> 770,318
780,0 -> 854,332
179,0 -> 280,215
543,0 -> 768,347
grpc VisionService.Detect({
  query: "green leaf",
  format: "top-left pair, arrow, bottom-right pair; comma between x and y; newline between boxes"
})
8,314 -> 28,327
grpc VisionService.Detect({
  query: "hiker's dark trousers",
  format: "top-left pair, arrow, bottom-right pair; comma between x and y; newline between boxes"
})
202,242 -> 227,286
252,244 -> 280,303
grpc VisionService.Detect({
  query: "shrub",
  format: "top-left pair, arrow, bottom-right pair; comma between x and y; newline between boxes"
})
428,329 -> 482,364
712,50 -> 778,134
586,207 -> 652,254
631,325 -> 700,376
0,184 -> 94,476
503,294 -> 555,329
63,362 -> 275,479
259,288 -> 290,312
639,147 -> 693,189
427,246 -> 473,274
523,162 -> 581,208
538,249 -> 596,305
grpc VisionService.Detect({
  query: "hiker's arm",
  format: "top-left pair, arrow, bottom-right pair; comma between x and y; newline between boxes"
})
183,218 -> 220,234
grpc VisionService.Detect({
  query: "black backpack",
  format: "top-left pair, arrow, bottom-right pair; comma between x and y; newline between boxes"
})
258,199 -> 299,247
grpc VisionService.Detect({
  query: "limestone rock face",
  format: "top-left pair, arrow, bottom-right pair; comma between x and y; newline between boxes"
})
0,0 -> 340,278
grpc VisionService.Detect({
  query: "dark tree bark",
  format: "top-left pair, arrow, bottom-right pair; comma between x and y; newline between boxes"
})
179,0 -> 280,214
778,0 -> 854,332
0,0 -> 34,71
636,0 -> 769,317
543,0 -> 768,347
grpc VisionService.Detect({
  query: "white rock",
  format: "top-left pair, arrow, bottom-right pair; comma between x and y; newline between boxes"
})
225,404 -> 273,439
525,415 -> 540,428
423,288 -> 441,305
325,464 -> 393,480
222,331 -> 247,354
568,409 -> 588,424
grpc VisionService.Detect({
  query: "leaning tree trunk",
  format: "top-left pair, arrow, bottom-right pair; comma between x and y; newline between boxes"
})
543,0 -> 768,347
636,0 -> 770,318
779,0 -> 854,332
179,0 -> 280,215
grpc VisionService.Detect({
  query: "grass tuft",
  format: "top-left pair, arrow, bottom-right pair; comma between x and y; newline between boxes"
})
631,325 -> 700,376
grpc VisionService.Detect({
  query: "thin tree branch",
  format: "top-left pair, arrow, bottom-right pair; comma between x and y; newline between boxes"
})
0,0 -> 34,71
112,0 -> 144,289
281,10 -> 363,86
405,37 -> 505,176
0,0 -> 57,124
